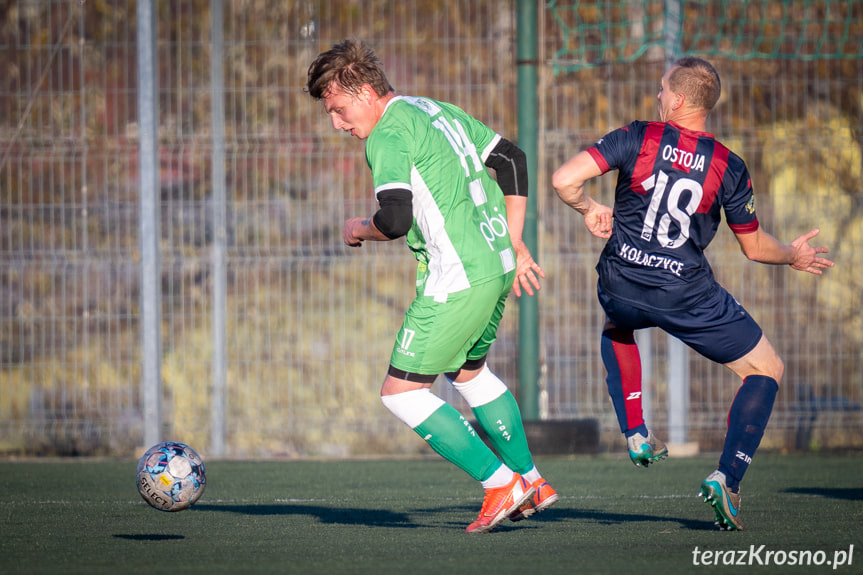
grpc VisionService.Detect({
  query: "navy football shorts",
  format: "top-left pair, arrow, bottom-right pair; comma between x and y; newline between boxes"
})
597,283 -> 763,365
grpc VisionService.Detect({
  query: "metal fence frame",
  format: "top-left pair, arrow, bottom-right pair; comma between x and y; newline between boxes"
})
1,0 -> 860,457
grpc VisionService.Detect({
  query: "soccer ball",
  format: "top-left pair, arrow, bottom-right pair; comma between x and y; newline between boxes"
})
136,441 -> 207,512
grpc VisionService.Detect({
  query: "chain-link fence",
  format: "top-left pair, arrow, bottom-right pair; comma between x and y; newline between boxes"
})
1,0 -> 860,457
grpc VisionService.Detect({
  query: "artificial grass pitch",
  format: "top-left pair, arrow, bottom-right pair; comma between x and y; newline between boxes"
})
0,454 -> 860,574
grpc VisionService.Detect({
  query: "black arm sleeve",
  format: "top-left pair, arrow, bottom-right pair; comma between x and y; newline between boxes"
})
484,138 -> 528,197
372,188 -> 413,239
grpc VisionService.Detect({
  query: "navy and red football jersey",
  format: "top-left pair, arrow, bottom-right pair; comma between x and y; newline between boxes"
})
588,120 -> 759,312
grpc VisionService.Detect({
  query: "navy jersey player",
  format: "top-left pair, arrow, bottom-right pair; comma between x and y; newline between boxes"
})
553,57 -> 832,530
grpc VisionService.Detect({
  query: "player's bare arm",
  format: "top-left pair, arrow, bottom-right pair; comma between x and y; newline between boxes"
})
343,188 -> 413,247
342,216 -> 390,247
552,151 -> 613,239
734,227 -> 833,275
504,195 -> 545,297
484,138 -> 544,297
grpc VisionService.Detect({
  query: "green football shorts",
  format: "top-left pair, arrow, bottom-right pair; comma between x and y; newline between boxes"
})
389,271 -> 514,377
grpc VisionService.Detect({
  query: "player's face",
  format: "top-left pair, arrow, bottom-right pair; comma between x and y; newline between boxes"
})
657,67 -> 676,122
322,85 -> 378,140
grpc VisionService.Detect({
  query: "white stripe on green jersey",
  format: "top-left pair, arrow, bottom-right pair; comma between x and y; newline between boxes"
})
366,95 -> 516,299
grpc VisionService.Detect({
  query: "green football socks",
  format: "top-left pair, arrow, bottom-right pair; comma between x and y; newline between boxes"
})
413,402 -> 502,482
470,390 -> 534,475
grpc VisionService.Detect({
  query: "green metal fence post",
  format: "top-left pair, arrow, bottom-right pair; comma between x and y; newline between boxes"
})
516,0 -> 540,420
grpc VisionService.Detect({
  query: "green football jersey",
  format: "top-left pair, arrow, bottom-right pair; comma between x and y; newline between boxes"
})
366,96 -> 516,301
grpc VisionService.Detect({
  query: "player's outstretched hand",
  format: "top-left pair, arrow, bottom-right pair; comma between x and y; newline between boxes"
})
584,201 -> 614,239
790,228 -> 833,275
511,240 -> 545,297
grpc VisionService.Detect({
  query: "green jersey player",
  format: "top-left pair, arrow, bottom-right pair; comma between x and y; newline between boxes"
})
307,39 -> 557,533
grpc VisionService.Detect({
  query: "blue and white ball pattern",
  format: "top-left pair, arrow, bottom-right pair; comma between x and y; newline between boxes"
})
136,441 -> 206,511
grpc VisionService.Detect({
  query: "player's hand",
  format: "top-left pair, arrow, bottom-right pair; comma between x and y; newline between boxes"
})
511,239 -> 545,297
342,217 -> 366,247
789,228 -> 833,275
584,201 -> 614,239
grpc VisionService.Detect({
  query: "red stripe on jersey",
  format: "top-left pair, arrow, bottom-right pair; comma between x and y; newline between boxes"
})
630,122 -> 665,195
673,131 -> 699,172
697,140 -> 730,213
729,217 -> 759,234
587,147 -> 610,173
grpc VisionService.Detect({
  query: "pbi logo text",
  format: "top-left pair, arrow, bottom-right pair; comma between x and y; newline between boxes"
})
480,207 -> 508,250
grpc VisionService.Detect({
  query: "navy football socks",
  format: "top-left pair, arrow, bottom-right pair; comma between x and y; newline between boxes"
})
718,375 -> 778,491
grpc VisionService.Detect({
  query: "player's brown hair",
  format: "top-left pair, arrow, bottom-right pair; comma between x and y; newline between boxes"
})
306,39 -> 394,100
670,56 -> 721,112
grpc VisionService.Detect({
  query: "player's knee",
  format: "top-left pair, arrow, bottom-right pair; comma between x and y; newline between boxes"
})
756,353 -> 784,383
771,356 -> 785,383
747,336 -> 784,382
